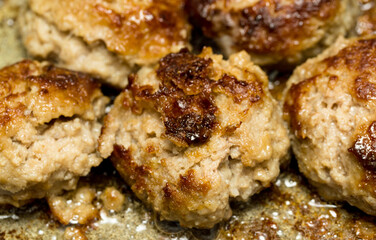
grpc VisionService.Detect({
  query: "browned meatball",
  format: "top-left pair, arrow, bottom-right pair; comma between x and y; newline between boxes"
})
284,36 -> 376,216
185,0 -> 359,66
0,60 -> 108,207
355,0 -> 376,36
98,48 -> 290,228
19,0 -> 191,88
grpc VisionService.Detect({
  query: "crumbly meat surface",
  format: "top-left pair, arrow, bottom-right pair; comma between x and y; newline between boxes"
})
355,1 -> 376,36
18,0 -> 191,88
284,36 -> 376,216
185,0 -> 359,66
0,60 -> 108,207
98,48 -> 290,228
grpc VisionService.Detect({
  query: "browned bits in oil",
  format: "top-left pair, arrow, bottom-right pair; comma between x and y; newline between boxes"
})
224,217 -> 280,240
125,49 -> 262,147
349,121 -> 376,172
47,187 -> 98,225
64,227 -> 88,240
100,187 -> 126,212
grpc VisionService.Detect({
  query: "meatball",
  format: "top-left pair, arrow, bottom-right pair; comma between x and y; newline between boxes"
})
185,0 -> 359,67
355,0 -> 376,36
0,60 -> 108,207
98,48 -> 290,228
18,0 -> 191,88
284,36 -> 376,216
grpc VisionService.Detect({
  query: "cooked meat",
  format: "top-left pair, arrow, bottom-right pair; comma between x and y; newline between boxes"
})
355,0 -> 376,36
18,0 -> 191,88
284,36 -> 376,216
0,60 -> 109,207
185,0 -> 359,67
98,48 -> 290,228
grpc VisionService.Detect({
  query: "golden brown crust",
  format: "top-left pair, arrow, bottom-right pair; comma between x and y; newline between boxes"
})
349,121 -> 376,174
348,120 -> 376,196
111,145 -> 151,196
0,60 -> 102,138
285,38 -> 376,138
186,0 -> 341,59
29,0 -> 191,64
284,36 -> 376,210
122,49 -> 263,147
356,2 -> 376,36
99,48 -> 289,228
161,169 -> 212,214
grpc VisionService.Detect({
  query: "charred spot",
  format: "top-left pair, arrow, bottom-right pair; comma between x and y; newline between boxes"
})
156,48 -> 213,95
126,49 -> 218,147
160,91 -> 217,146
179,169 -> 210,194
214,74 -> 263,103
349,122 -> 376,173
126,49 -> 263,147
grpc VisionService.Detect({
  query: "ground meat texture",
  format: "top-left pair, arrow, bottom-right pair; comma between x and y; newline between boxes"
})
0,60 -> 108,207
185,0 -> 359,67
99,48 -> 290,228
18,0 -> 191,88
355,1 -> 376,37
283,36 -> 376,216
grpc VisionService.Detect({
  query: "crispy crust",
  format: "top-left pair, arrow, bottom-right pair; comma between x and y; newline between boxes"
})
0,60 -> 102,138
285,38 -> 376,138
99,48 -> 290,228
186,0 -> 357,66
0,60 -> 108,206
124,49 -> 263,147
356,2 -> 376,36
29,0 -> 191,65
284,36 -> 376,215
